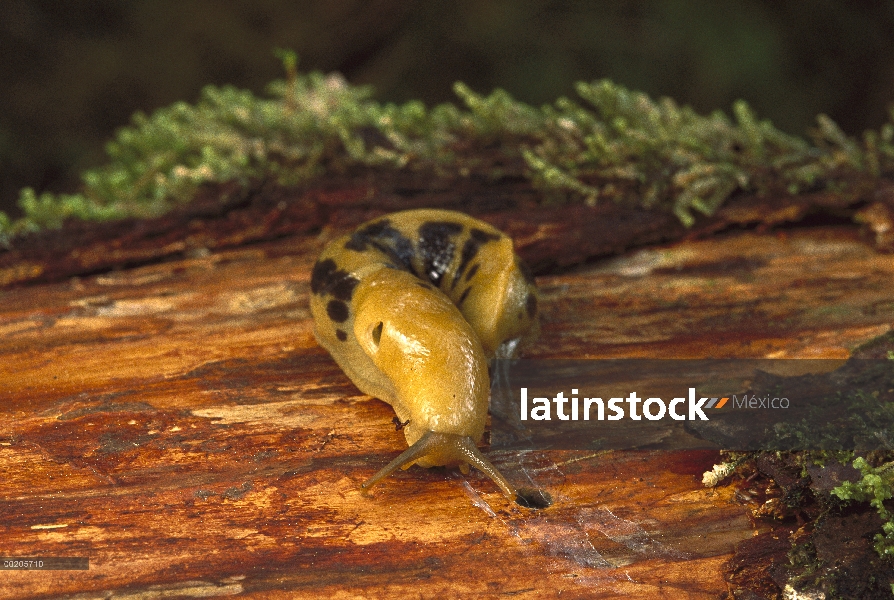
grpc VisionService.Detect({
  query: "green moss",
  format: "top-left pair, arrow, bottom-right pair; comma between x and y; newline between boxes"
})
821,349 -> 894,560
719,341 -> 894,568
831,457 -> 894,557
2,54 -> 894,245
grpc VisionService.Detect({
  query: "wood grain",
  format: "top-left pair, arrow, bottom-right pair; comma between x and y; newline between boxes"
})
2,214 -> 893,598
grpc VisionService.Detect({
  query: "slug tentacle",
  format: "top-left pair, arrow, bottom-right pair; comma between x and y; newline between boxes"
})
361,430 -> 442,493
451,434 -> 518,501
361,430 -> 518,503
309,209 -> 542,506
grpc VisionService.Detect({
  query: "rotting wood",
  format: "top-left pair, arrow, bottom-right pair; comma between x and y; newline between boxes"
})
1,186 -> 894,598
2,173 -> 893,289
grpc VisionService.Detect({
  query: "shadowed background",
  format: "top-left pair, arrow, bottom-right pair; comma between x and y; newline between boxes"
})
2,0 -> 893,219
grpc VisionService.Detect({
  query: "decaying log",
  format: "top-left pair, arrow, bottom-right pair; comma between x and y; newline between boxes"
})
3,172 -> 893,288
2,177 -> 894,598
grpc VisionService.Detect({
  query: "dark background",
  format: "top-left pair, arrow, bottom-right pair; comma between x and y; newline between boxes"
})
2,0 -> 893,219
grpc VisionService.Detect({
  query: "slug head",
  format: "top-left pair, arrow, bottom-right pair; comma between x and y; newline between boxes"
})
360,431 -> 552,508
357,430 -> 530,507
352,270 -> 490,445
349,262 -> 550,507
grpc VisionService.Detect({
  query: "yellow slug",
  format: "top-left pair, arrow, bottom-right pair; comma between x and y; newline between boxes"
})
309,209 -> 544,506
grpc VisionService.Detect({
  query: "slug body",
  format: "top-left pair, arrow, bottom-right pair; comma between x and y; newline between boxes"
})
309,209 -> 538,501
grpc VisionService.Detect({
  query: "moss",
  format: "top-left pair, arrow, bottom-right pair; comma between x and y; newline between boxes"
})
771,351 -> 894,560
718,339 -> 894,594
2,53 -> 894,245
824,349 -> 894,559
831,457 -> 894,557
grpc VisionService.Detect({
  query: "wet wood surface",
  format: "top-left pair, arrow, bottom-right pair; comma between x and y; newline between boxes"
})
2,196 -> 894,598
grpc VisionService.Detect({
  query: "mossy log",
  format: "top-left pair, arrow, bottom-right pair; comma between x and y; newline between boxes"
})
2,179 -> 894,598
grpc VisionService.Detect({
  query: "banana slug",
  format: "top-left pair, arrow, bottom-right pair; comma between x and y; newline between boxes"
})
309,209 -> 548,507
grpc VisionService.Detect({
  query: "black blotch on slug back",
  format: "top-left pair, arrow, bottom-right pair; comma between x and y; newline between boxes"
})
464,263 -> 479,282
327,299 -> 349,323
418,221 -> 463,287
471,228 -> 501,243
335,329 -> 348,342
453,228 -> 501,289
457,287 -> 471,307
311,259 -> 359,300
345,219 -> 417,275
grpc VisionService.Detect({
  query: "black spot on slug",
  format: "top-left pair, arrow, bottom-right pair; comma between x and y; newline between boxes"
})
453,228 -> 501,289
311,258 -> 359,300
526,293 -> 538,319
331,278 -> 358,302
464,263 -> 479,282
457,287 -> 471,307
471,228 -> 501,244
335,329 -> 348,341
418,221 -> 462,287
310,259 -> 334,294
326,299 -> 349,323
344,219 -> 417,275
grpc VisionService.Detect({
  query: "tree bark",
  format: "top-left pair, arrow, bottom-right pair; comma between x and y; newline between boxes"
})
2,174 -> 894,598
